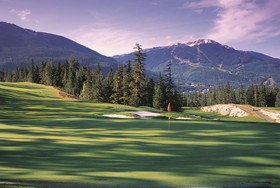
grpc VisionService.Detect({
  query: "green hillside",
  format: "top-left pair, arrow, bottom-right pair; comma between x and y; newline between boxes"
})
0,82 -> 280,187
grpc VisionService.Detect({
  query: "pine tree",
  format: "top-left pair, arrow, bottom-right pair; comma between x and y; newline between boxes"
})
171,84 -> 183,111
54,63 -> 63,87
266,88 -> 277,107
207,89 -> 217,105
75,66 -> 86,96
237,85 -> 246,104
28,60 -> 36,83
0,71 -> 4,82
275,91 -> 280,107
34,65 -> 40,83
66,58 -> 79,95
130,43 -> 146,106
44,61 -> 55,86
12,67 -> 20,82
143,78 -> 155,107
122,61 -> 133,105
103,68 -> 114,103
153,73 -> 166,110
165,61 -> 174,104
246,85 -> 255,105
62,60 -> 69,88
111,65 -> 123,104
80,68 -> 93,100
39,62 -> 47,84
93,64 -> 105,102
80,81 -> 93,100
257,84 -> 267,107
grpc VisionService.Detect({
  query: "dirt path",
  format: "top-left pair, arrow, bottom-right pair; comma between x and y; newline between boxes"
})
236,105 -> 274,123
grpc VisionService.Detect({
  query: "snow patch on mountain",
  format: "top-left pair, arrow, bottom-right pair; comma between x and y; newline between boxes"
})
187,39 -> 219,47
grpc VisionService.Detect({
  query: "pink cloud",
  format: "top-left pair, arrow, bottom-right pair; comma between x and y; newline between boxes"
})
10,9 -> 31,21
184,0 -> 280,43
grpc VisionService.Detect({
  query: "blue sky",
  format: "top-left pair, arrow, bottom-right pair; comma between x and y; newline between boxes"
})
1,0 -> 280,58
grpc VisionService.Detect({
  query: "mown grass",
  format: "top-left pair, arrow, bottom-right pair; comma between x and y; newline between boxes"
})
1,82 -> 280,187
264,107 -> 280,112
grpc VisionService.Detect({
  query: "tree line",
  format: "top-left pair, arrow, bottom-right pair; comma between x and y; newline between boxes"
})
0,44 -> 182,111
184,82 -> 280,107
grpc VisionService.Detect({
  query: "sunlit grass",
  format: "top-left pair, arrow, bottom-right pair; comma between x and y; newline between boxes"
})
1,82 -> 280,187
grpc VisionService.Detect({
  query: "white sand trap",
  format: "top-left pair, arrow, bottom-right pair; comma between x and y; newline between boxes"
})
102,111 -> 161,119
132,111 -> 161,117
102,114 -> 134,119
176,117 -> 192,120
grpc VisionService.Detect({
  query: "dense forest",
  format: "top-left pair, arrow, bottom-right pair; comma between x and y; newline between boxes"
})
1,43 -> 280,109
0,44 -> 183,111
183,82 -> 280,107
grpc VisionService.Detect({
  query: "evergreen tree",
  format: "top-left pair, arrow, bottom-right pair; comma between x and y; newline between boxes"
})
111,65 -> 123,104
275,91 -> 280,107
143,78 -> 155,107
257,84 -> 267,107
122,61 -> 133,105
171,84 -> 183,111
34,65 -> 40,83
237,85 -> 246,104
38,61 -> 46,84
246,85 -> 255,105
266,88 -> 277,107
153,73 -> 166,110
165,61 -> 174,104
93,64 -> 105,102
130,43 -> 146,106
28,60 -> 36,83
207,89 -> 217,105
80,68 -> 93,100
19,67 -> 27,82
103,68 -> 114,103
44,61 -> 55,86
224,82 -> 235,103
12,67 -> 20,82
62,60 -> 69,88
0,71 -> 4,82
66,58 -> 79,95
54,62 -> 63,87
76,66 -> 86,96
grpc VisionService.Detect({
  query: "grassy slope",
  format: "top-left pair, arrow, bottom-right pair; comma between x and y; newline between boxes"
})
0,82 -> 280,187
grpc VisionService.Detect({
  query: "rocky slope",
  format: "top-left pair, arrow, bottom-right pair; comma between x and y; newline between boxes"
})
201,104 -> 248,117
259,109 -> 280,123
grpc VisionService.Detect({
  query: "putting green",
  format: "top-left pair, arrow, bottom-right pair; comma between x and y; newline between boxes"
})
1,82 -> 280,187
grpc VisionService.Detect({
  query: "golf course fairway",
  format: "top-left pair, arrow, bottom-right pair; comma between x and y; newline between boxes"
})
0,82 -> 280,187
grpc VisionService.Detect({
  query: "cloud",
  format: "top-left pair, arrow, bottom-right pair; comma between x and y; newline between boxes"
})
10,9 -> 31,21
65,24 -> 145,56
65,23 -> 195,56
184,0 -> 280,43
183,0 -> 217,9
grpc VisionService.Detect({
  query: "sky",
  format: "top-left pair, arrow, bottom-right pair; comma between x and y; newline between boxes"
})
0,0 -> 280,58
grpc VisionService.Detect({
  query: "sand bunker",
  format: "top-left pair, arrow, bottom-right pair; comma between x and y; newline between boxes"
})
102,111 -> 161,119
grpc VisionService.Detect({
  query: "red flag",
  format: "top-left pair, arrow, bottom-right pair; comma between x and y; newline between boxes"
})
167,102 -> 171,112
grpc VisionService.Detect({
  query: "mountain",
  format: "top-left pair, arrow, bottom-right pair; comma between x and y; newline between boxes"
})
0,22 -> 118,70
114,39 -> 280,90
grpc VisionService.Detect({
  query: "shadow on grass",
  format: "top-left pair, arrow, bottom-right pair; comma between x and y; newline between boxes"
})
1,84 -> 280,187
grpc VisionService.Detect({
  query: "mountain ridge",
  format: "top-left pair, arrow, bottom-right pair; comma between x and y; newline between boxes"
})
0,22 -> 118,70
114,39 -> 280,90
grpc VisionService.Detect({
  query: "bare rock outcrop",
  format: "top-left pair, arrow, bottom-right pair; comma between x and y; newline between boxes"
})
201,104 -> 248,117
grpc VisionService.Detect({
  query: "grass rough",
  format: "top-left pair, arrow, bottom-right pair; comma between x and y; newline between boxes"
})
0,82 -> 280,187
